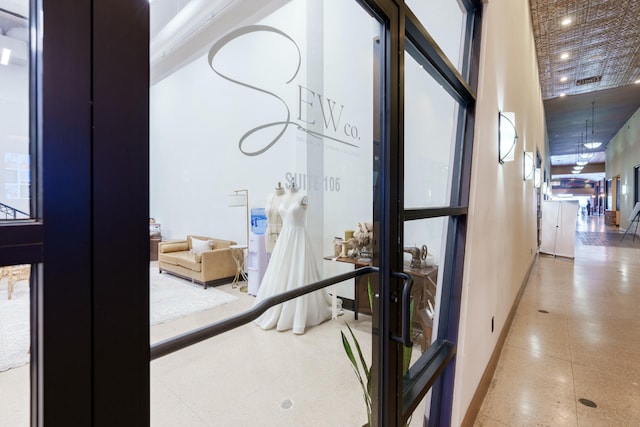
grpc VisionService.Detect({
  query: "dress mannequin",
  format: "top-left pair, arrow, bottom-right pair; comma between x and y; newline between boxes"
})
279,181 -> 307,210
264,182 -> 285,254
253,184 -> 332,334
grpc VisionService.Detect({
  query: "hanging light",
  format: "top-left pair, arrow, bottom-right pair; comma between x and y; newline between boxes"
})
584,101 -> 602,149
578,130 -> 593,159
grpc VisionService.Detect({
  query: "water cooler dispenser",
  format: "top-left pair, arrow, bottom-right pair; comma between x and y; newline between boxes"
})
248,208 -> 268,296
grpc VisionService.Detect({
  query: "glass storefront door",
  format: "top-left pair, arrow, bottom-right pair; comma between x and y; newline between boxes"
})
149,1 -> 394,425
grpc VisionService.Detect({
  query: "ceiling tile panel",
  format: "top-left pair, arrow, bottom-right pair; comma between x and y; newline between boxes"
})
530,0 -> 640,176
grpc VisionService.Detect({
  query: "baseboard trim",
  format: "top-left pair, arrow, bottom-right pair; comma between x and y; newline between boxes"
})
460,254 -> 537,427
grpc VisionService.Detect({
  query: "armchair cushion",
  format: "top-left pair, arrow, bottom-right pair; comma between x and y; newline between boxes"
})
191,238 -> 212,254
175,253 -> 202,272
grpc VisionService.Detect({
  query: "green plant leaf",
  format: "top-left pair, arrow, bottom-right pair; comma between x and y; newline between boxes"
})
346,322 -> 370,380
367,278 -> 374,312
342,324 -> 372,424
341,329 -> 368,398
341,330 -> 358,371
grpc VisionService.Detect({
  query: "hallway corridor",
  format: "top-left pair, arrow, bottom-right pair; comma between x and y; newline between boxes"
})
475,215 -> 640,426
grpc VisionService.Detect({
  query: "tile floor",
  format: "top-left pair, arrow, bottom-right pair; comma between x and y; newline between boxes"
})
475,214 -> 640,426
2,214 -> 639,426
149,281 -> 425,427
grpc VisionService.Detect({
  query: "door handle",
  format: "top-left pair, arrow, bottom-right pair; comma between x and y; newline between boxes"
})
391,271 -> 414,348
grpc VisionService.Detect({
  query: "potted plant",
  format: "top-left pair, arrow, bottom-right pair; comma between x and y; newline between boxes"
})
341,281 -> 414,426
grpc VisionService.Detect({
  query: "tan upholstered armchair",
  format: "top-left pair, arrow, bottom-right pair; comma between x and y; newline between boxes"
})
158,235 -> 237,289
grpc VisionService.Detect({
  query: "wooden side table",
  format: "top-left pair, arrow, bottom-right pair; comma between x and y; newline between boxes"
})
150,236 -> 161,261
324,256 -> 371,319
230,244 -> 248,291
324,256 -> 438,351
0,265 -> 30,300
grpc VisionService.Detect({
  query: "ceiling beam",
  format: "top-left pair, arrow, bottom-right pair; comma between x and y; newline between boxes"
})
551,162 -> 605,175
552,188 -> 595,196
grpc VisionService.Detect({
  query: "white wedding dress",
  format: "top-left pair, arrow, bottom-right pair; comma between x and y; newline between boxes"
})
253,194 -> 332,334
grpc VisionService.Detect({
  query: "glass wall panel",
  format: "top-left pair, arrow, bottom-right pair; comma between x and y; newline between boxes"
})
403,217 -> 447,354
401,216 -> 449,421
0,5 -> 30,219
0,263 -> 32,426
405,0 -> 466,73
150,0 -> 383,424
404,44 -> 459,209
0,3 -> 33,426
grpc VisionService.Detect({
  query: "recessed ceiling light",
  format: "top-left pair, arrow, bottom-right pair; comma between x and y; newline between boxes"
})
635,79 -> 640,84
0,48 -> 11,66
561,18 -> 572,26
559,93 -> 566,97
560,52 -> 569,60
560,76 -> 568,82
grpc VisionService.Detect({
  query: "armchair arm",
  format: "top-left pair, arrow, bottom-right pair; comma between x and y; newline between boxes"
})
200,247 -> 237,281
158,240 -> 189,254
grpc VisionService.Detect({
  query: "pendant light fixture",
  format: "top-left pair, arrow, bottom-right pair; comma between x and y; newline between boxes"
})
584,101 -> 602,149
578,126 -> 592,160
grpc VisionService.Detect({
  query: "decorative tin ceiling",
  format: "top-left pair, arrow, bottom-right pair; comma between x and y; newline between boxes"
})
529,0 -> 640,166
530,0 -> 640,99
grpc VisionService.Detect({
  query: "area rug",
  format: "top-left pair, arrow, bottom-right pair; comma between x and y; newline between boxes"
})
576,231 -> 640,248
0,279 -> 29,372
149,268 -> 238,326
0,268 -> 238,371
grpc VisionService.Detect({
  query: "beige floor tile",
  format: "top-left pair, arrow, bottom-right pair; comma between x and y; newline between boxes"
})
478,346 -> 577,426
504,309 -> 571,361
152,316 -> 374,426
476,216 -> 640,426
473,413 -> 511,427
573,364 -> 640,427
568,341 -> 640,384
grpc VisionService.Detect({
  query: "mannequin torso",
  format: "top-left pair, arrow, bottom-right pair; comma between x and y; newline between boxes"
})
265,183 -> 285,253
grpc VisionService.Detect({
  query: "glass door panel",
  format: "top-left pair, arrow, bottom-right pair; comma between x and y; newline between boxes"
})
150,1 -> 384,425
400,27 -> 469,423
0,2 -> 35,426
403,217 -> 448,352
405,0 -> 467,74
0,5 -> 31,220
403,43 -> 460,209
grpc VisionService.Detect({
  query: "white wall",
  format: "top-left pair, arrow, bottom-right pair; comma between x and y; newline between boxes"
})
452,0 -> 547,424
605,106 -> 640,231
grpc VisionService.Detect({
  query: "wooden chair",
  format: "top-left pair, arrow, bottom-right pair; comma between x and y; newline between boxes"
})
0,265 -> 30,300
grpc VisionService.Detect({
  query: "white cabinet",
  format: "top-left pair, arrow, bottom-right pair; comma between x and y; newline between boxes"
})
247,233 -> 268,296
